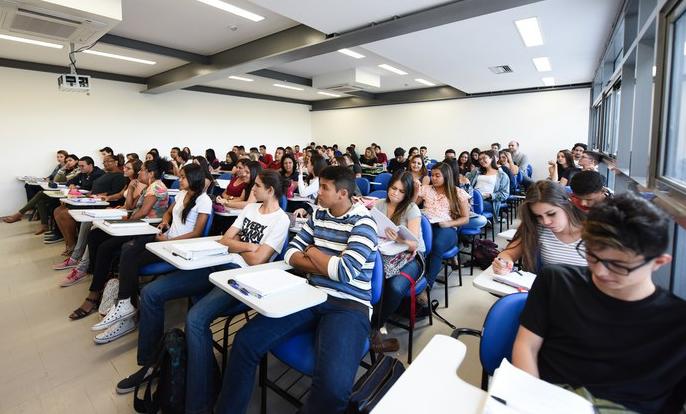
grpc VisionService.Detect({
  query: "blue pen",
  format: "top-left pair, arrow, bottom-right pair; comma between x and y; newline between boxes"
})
228,279 -> 263,299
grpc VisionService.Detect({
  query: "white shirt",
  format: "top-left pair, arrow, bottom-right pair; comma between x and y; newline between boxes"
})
297,174 -> 319,199
166,191 -> 212,239
229,202 -> 290,268
474,174 -> 497,196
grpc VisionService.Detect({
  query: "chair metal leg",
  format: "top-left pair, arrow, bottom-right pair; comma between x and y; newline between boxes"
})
481,369 -> 489,391
443,262 -> 449,308
457,254 -> 462,286
470,235 -> 476,276
260,356 -> 268,414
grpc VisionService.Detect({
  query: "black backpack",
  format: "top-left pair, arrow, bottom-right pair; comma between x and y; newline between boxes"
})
134,328 -> 187,414
346,355 -> 405,414
472,238 -> 500,270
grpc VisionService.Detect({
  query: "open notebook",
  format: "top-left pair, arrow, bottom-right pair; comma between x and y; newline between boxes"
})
371,207 -> 418,255
491,269 -> 536,291
483,359 -> 594,414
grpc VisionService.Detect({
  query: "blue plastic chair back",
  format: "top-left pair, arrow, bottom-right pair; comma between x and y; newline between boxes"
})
374,173 -> 392,191
514,171 -> 523,192
480,292 -> 528,376
368,190 -> 387,199
526,165 -> 533,178
218,172 -> 233,180
279,195 -> 288,211
202,210 -> 214,237
564,186 -> 572,194
274,234 -> 291,261
370,251 -> 383,306
472,189 -> 484,215
420,215 -> 432,255
355,177 -> 370,196
170,180 -> 180,190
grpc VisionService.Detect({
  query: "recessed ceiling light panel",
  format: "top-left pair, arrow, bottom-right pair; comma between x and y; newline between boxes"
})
273,83 -> 304,91
196,0 -> 265,22
515,17 -> 544,47
378,64 -> 408,75
83,50 -> 156,65
228,75 -> 254,82
542,77 -> 555,86
415,78 -> 436,86
0,33 -> 63,49
318,91 -> 341,97
532,57 -> 551,72
338,48 -> 365,59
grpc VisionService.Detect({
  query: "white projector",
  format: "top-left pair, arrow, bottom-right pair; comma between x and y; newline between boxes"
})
58,74 -> 90,93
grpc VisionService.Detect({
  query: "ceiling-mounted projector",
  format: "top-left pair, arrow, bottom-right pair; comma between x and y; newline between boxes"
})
58,74 -> 90,93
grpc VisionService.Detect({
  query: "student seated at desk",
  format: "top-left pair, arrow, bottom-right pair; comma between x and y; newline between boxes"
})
512,193 -> 686,414
3,154 -> 79,234
297,153 -> 327,200
408,154 -> 431,188
217,160 -> 261,210
68,158 -> 170,320
216,166 -> 378,414
372,171 -> 425,353
359,146 -> 379,168
569,170 -> 613,213
115,170 -> 290,414
91,164 -> 212,343
216,158 -> 252,203
492,180 -> 587,275
52,155 -> 124,253
464,150 -> 510,217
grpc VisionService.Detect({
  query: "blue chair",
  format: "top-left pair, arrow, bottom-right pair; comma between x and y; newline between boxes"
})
526,164 -> 533,178
138,211 -> 215,277
452,292 -> 528,390
170,180 -> 180,190
355,177 -> 370,196
279,195 -> 287,211
260,252 -> 384,411
473,190 -> 495,240
218,172 -> 233,180
368,190 -> 387,199
436,229 -> 461,308
458,217 -> 487,276
372,172 -> 392,191
388,215 -> 433,363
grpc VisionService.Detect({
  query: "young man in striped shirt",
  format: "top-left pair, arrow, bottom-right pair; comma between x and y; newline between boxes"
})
216,166 -> 378,414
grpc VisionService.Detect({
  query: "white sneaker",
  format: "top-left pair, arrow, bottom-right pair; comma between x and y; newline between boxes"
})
93,317 -> 136,344
99,279 -> 119,316
91,299 -> 136,331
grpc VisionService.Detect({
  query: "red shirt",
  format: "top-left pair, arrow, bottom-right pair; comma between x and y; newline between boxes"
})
268,161 -> 281,170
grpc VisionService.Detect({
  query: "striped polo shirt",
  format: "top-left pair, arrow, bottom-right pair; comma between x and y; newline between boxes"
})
284,203 -> 378,307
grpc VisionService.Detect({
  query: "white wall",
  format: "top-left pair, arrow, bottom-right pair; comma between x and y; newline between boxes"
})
1,67 -> 312,214
311,88 -> 590,180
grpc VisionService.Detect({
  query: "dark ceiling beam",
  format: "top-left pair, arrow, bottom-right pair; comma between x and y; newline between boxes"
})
144,0 -> 542,94
184,85 -> 311,105
247,69 -> 312,86
98,34 -> 209,65
0,57 -> 146,84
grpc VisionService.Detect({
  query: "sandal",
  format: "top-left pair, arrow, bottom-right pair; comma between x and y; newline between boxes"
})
69,298 -> 99,320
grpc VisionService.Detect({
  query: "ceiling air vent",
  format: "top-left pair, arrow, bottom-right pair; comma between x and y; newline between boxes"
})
488,65 -> 513,74
327,84 -> 366,94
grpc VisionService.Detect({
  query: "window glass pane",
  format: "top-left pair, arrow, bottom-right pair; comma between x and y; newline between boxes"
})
664,9 -> 686,187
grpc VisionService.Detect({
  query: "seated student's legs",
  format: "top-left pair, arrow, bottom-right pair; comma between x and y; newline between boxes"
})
185,281 -> 247,414
70,222 -> 92,262
87,231 -> 132,293
216,297 -> 370,414
425,225 -> 457,288
373,258 -> 421,328
116,236 -> 160,302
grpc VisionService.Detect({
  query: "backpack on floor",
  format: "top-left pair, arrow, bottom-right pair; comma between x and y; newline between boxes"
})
472,238 -> 500,270
346,355 -> 406,414
134,328 -> 187,414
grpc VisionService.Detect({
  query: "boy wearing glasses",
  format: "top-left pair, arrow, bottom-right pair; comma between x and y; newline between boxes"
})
513,192 -> 686,414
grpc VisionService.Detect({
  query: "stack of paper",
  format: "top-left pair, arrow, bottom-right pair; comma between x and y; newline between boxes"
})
232,269 -> 306,298
84,209 -> 127,219
483,359 -> 594,414
371,208 -> 418,255
492,270 -> 536,291
103,219 -> 149,228
166,241 -> 228,260
71,197 -> 98,203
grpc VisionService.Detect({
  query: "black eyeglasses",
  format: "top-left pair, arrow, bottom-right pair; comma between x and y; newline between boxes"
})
576,243 -> 655,276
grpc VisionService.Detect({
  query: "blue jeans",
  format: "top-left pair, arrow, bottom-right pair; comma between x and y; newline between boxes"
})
374,257 -> 422,328
215,297 -> 371,414
185,285 -> 248,414
461,215 -> 488,231
425,225 -> 457,288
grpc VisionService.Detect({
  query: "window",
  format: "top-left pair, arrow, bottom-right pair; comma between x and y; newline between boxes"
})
661,3 -> 686,191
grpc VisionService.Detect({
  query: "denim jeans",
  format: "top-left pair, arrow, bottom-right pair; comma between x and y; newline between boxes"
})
185,285 -> 248,414
425,224 -> 457,288
462,214 -> 488,231
373,257 -> 422,328
71,222 -> 92,262
215,296 -> 371,414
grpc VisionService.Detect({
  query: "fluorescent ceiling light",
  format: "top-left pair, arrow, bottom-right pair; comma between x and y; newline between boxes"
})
273,83 -> 303,91
228,75 -> 254,82
338,48 -> 365,59
542,77 -> 555,86
378,64 -> 408,75
652,65 -> 656,77
415,78 -> 436,87
317,91 -> 341,97
196,0 -> 264,22
515,17 -> 544,47
0,33 -> 63,49
532,57 -> 551,72
83,50 -> 156,65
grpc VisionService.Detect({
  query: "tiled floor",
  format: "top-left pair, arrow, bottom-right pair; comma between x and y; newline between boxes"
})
0,218 -> 507,413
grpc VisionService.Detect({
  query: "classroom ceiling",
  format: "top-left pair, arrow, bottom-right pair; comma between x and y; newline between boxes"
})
0,0 -> 623,105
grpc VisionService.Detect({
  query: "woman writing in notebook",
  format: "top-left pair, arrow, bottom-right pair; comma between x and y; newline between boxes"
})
90,163 -> 212,343
68,158 -> 170,320
492,180 -> 587,275
115,170 -> 290,412
372,171 -> 426,353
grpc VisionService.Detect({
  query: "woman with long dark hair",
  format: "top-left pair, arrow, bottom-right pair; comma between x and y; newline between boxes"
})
492,180 -> 587,275
279,153 -> 298,182
219,151 -> 239,172
548,149 -> 579,186
469,147 -> 481,170
297,153 -> 327,200
205,148 -> 220,170
220,160 -> 262,209
218,158 -> 250,201
92,163 -> 213,343
457,151 -> 472,176
371,171 -> 425,352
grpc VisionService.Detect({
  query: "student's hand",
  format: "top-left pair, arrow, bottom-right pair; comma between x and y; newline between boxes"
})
294,208 -> 308,218
482,192 -> 491,199
154,233 -> 169,242
458,176 -> 470,185
351,196 -> 362,204
157,221 -> 170,231
492,257 -> 514,275
384,228 -> 398,241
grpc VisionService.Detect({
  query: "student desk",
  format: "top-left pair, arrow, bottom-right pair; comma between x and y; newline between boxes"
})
372,335 -> 487,414
215,208 -> 242,217
17,176 -> 46,185
287,195 -> 313,202
216,179 -> 230,189
473,265 -> 533,296
44,190 -> 67,199
497,228 -> 517,241
210,261 -> 328,318
68,209 -> 162,224
146,236 -> 236,271
92,220 -> 160,237
62,198 -> 110,208
39,182 -> 66,191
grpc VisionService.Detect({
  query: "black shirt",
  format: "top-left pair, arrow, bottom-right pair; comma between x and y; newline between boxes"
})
387,158 -> 406,175
520,265 -> 686,414
67,166 -> 105,191
91,171 -> 127,196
